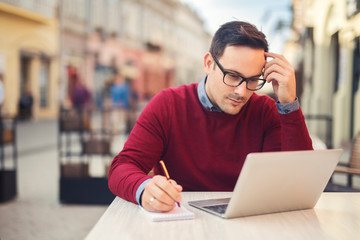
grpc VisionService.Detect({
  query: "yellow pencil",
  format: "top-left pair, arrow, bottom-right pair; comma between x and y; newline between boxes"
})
159,160 -> 181,207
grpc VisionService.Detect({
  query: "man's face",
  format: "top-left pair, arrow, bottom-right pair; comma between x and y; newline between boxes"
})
204,46 -> 266,115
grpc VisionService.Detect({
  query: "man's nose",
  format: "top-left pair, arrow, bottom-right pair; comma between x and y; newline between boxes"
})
234,81 -> 247,95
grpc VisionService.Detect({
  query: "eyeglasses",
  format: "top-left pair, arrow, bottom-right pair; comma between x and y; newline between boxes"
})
212,54 -> 266,91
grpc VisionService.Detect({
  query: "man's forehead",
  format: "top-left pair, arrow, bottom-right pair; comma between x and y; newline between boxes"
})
219,47 -> 266,76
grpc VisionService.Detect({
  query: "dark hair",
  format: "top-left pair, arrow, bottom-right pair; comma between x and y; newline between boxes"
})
209,21 -> 268,58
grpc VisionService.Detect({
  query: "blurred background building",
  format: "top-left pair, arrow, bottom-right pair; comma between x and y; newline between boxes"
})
0,0 -> 210,119
1,0 -> 359,151
285,0 -> 360,148
2,0 -> 359,147
0,0 -> 59,119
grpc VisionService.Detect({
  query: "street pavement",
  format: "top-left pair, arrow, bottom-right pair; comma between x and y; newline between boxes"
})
0,118 -> 126,240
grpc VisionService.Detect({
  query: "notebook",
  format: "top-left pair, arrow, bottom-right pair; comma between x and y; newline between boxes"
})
188,149 -> 343,218
140,204 -> 195,222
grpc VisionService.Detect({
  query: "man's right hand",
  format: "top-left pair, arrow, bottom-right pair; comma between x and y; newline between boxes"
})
141,175 -> 183,212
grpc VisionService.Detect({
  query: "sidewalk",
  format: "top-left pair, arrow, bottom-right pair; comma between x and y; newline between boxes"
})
0,118 -> 125,240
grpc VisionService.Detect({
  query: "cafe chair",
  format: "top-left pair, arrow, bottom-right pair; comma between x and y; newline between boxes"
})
58,108 -> 115,205
333,132 -> 360,188
0,116 -> 17,202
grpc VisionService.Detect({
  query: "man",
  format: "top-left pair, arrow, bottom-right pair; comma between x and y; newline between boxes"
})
109,72 -> 131,133
108,21 -> 313,213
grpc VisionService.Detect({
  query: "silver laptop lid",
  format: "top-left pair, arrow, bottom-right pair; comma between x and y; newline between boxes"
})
224,149 -> 343,218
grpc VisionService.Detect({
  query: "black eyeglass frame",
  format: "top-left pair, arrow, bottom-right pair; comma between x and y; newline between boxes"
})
211,54 -> 266,91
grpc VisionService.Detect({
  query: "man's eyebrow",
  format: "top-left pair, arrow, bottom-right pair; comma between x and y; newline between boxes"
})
224,68 -> 263,78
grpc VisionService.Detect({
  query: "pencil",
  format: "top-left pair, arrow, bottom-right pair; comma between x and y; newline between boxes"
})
159,160 -> 181,207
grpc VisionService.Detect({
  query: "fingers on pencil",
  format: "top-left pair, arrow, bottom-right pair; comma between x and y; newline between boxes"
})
154,176 -> 182,201
145,176 -> 182,211
169,179 -> 183,192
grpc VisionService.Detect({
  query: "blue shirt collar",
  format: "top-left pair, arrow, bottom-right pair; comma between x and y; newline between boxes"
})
197,76 -> 222,112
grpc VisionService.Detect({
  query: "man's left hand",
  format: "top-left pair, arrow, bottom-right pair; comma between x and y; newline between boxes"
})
264,52 -> 296,104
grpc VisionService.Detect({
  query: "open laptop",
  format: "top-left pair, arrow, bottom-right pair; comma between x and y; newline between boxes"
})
188,149 -> 343,218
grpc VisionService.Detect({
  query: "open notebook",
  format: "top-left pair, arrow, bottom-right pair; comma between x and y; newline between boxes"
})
140,204 -> 195,222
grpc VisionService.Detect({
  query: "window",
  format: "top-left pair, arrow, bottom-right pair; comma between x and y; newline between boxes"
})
39,58 -> 50,108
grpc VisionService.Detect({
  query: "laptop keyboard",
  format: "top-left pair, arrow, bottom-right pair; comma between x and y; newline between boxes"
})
203,204 -> 228,214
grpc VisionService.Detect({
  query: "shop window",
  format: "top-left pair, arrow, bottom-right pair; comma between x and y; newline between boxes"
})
352,37 -> 360,93
346,0 -> 360,18
39,58 -> 50,108
304,27 -> 314,87
20,55 -> 31,95
19,53 -> 34,120
331,32 -> 340,93
350,37 -> 360,138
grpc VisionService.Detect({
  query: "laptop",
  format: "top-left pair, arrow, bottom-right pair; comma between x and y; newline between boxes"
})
188,149 -> 343,218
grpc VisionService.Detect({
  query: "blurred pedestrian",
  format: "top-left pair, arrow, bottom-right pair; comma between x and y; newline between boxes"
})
109,72 -> 130,134
70,79 -> 92,131
0,73 -> 4,114
72,79 -> 91,111
18,88 -> 33,120
67,65 -> 78,103
122,60 -> 140,134
0,74 -> 4,137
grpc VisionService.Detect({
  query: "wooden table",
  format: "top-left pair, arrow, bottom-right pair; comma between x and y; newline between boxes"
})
85,192 -> 360,240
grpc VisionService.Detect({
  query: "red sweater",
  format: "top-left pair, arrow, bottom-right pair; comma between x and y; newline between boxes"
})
108,83 -> 313,204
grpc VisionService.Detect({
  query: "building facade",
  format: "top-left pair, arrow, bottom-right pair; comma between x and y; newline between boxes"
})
0,0 -> 59,119
286,0 -> 360,147
60,0 -> 211,108
0,0 -> 210,119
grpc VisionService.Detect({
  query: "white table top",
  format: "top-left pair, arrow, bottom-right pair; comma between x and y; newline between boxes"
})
85,192 -> 360,240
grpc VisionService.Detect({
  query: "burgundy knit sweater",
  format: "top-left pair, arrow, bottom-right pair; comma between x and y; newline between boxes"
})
108,83 -> 313,204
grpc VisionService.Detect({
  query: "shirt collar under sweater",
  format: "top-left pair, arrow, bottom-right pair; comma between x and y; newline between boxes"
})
197,76 -> 222,112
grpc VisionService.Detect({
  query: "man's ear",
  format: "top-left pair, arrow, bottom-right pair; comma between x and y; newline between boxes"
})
204,52 -> 213,75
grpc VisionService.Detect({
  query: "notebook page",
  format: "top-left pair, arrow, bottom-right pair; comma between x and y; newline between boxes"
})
140,205 -> 195,222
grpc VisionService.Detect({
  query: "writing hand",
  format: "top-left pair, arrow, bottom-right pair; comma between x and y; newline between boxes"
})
141,175 -> 183,212
264,52 -> 296,104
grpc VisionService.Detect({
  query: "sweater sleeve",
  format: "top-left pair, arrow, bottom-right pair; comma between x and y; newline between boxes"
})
262,99 -> 313,152
108,90 -> 171,204
279,107 -> 313,151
